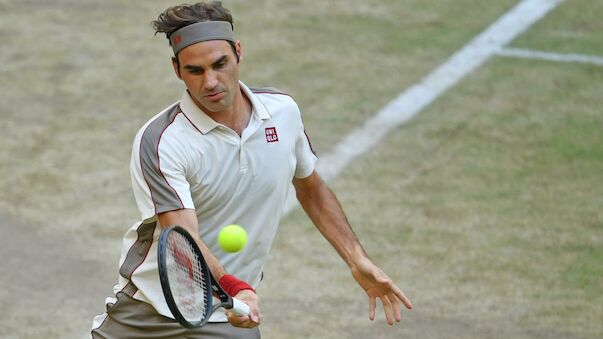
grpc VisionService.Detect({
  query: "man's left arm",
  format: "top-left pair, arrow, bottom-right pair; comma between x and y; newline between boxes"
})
293,170 -> 413,325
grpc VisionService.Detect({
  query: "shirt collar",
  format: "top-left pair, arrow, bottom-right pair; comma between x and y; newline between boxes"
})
239,81 -> 272,121
179,81 -> 271,135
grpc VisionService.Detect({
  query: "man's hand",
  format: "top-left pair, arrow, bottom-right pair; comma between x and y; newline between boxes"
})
293,172 -> 412,324
226,289 -> 262,328
351,257 -> 413,325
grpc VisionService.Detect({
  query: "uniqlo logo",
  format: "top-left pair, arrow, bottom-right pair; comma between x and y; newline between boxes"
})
265,127 -> 279,143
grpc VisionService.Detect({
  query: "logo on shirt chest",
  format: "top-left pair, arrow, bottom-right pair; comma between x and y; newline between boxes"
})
265,127 -> 279,143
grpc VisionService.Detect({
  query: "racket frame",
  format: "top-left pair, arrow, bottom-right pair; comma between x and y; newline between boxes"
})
158,225 -> 213,328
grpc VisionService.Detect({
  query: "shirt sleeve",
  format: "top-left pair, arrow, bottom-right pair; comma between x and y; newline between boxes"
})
130,112 -> 195,221
294,113 -> 318,179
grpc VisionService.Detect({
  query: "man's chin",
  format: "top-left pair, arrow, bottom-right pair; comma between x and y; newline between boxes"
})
191,92 -> 234,114
200,101 -> 228,114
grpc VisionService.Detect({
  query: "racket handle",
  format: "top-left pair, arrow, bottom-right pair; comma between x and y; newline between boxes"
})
230,297 -> 250,316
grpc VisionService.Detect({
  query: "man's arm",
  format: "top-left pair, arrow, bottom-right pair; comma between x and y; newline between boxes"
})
158,209 -> 226,278
293,171 -> 413,325
157,209 -> 261,327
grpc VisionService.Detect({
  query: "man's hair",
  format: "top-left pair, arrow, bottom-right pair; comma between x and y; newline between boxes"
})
152,1 -> 238,61
152,2 -> 233,38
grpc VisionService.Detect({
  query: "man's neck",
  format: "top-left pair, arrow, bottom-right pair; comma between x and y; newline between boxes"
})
194,87 -> 252,136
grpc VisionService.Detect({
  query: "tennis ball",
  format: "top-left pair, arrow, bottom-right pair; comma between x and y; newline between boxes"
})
217,224 -> 247,253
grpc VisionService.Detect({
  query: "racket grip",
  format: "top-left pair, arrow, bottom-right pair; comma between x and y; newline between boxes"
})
230,297 -> 250,316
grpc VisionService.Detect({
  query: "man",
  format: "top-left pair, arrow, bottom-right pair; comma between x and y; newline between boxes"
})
91,2 -> 412,338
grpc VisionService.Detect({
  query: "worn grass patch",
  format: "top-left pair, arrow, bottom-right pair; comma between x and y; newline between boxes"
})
264,57 -> 603,338
1,0 -> 601,338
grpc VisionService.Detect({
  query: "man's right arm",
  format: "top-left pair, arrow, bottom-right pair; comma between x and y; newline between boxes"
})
157,208 -> 262,327
131,117 -> 260,326
157,208 -> 227,279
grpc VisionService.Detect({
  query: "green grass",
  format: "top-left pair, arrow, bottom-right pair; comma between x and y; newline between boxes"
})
1,0 -> 602,338
511,0 -> 603,55
0,0 -> 516,236
236,0 -> 517,151
296,57 -> 602,337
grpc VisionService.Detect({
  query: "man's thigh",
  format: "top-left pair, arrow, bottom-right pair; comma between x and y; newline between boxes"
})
91,292 -> 260,339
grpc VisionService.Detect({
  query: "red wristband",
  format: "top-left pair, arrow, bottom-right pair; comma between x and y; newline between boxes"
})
219,274 -> 255,297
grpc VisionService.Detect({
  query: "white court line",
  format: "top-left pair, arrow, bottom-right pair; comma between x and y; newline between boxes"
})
284,0 -> 564,214
496,47 -> 603,66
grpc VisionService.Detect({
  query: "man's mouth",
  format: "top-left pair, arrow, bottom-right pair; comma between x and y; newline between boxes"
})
205,91 -> 225,102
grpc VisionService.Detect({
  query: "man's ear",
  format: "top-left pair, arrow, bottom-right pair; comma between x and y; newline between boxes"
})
172,56 -> 182,79
235,40 -> 243,63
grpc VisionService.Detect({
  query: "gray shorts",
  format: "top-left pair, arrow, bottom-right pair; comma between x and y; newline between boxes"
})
91,291 -> 260,339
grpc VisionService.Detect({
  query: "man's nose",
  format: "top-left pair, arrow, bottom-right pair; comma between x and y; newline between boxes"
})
203,71 -> 219,91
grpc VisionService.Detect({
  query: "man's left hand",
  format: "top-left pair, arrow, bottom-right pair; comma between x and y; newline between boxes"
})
351,257 -> 413,325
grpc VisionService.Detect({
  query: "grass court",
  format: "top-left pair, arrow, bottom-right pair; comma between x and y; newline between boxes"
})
0,0 -> 601,338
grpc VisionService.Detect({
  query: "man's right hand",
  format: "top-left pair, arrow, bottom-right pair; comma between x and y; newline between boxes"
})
227,289 -> 262,328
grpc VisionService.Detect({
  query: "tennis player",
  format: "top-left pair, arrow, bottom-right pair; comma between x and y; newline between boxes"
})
91,2 -> 412,338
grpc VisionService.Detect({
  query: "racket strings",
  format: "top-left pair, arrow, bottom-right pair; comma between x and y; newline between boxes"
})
166,232 -> 209,322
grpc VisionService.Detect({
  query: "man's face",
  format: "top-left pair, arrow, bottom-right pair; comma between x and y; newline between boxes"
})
173,40 -> 241,114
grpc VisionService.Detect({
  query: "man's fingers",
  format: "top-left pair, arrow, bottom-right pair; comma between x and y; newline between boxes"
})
227,313 -> 260,328
247,310 -> 261,324
369,296 -> 376,321
392,284 -> 413,309
381,294 -> 394,325
250,314 -> 260,323
389,292 -> 402,322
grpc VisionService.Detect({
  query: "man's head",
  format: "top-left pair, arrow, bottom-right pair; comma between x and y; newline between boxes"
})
153,2 -> 243,113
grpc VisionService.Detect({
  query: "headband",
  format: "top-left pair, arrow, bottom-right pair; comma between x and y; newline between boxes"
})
169,21 -> 235,55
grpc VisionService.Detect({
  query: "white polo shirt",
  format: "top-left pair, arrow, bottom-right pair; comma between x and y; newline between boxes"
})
108,81 -> 316,323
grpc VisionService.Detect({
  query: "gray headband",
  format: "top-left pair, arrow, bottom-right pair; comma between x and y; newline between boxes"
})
169,21 -> 235,55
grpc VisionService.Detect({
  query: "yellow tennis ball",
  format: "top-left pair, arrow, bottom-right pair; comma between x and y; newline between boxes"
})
217,224 -> 247,253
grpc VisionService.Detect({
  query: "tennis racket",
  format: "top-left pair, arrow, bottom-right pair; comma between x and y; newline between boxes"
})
157,225 -> 250,328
